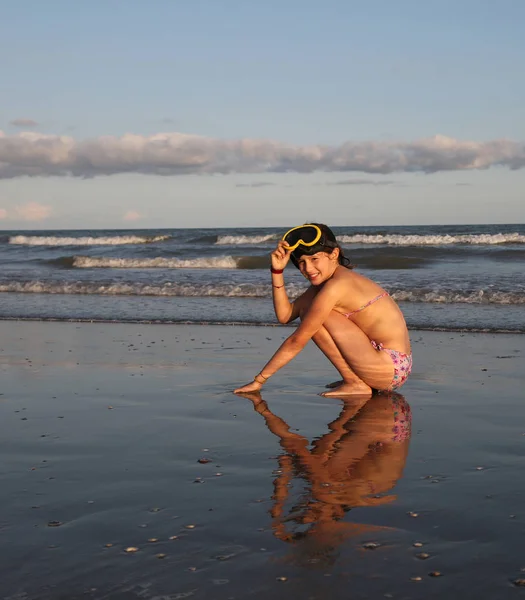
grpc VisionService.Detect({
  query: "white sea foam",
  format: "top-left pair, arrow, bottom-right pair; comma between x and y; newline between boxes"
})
216,234 -> 277,245
0,281 -> 283,297
390,289 -> 525,304
0,281 -> 523,304
9,234 -> 171,246
337,233 -> 525,246
72,256 -> 239,269
216,232 -> 525,246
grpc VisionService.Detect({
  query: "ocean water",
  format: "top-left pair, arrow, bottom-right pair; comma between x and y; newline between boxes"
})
1,224 -> 524,332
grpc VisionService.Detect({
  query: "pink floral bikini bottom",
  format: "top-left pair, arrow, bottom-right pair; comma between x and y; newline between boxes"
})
370,340 -> 413,392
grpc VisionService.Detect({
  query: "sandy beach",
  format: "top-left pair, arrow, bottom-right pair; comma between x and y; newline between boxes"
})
1,320 -> 524,599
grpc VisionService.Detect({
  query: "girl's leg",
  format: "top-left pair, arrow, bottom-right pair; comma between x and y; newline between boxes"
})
308,311 -> 394,396
311,325 -> 372,395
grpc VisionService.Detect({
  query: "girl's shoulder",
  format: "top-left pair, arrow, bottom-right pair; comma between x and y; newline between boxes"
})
328,268 -> 385,300
330,266 -> 361,287
320,269 -> 358,299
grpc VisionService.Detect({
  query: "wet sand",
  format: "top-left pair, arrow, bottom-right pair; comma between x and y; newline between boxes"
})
0,320 -> 524,600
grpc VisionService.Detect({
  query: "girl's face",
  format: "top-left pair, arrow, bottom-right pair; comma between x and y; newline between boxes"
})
297,250 -> 339,285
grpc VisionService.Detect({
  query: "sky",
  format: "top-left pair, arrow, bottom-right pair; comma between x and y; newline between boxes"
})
1,0 -> 524,229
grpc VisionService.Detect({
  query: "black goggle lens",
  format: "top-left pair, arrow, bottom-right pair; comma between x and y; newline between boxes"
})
284,226 -> 319,246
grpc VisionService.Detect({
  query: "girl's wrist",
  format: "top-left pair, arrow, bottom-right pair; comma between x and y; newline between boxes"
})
254,372 -> 269,385
270,267 -> 284,274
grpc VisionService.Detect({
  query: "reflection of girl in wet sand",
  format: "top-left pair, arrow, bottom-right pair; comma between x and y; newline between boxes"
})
244,393 -> 411,554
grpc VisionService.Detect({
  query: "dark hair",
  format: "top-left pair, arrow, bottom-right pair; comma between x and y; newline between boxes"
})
289,223 -> 353,270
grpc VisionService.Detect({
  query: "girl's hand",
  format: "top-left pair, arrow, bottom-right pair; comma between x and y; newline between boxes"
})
234,379 -> 263,394
270,241 -> 292,271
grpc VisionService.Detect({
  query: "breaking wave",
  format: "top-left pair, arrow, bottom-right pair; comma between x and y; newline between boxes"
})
212,232 -> 525,247
73,256 -> 238,269
0,281 -> 301,298
337,233 -> 525,246
9,234 -> 171,246
0,280 -> 523,304
389,288 -> 525,305
216,234 -> 277,245
67,255 -> 269,269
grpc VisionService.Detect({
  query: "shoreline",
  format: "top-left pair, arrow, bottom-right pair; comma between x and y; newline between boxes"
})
0,315 -> 523,334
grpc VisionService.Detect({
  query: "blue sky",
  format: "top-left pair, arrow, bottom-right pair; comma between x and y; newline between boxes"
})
1,0 -> 524,228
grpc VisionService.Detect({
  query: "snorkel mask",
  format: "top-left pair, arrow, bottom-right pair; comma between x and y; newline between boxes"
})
282,224 -> 323,251
282,224 -> 338,269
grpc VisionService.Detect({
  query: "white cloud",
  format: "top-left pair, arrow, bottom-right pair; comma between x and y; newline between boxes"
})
123,210 -> 142,221
0,131 -> 523,179
14,202 -> 52,221
328,179 -> 396,186
236,182 -> 275,187
9,118 -> 39,128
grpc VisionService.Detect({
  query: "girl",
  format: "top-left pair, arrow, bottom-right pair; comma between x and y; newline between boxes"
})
234,223 -> 412,396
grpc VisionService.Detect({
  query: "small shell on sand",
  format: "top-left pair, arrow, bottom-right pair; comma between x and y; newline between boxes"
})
428,571 -> 442,577
413,542 -> 424,547
410,577 -> 422,582
363,542 -> 381,550
513,579 -> 525,587
416,553 -> 430,560
276,577 -> 288,582
198,458 -> 211,464
125,547 -> 139,553
105,543 -> 113,548
407,512 -> 419,517
148,538 -> 159,543
185,524 -> 196,529
169,535 -> 178,540
156,553 -> 167,559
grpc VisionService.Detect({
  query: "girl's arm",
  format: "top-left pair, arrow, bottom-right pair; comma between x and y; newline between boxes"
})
234,279 -> 342,393
270,241 -> 303,324
272,270 -> 300,324
273,284 -> 313,324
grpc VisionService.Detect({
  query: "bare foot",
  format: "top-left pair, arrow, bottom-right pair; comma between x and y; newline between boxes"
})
325,380 -> 344,389
321,382 -> 373,397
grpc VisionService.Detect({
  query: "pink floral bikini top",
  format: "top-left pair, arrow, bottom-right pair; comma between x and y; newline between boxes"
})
343,292 -> 389,318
